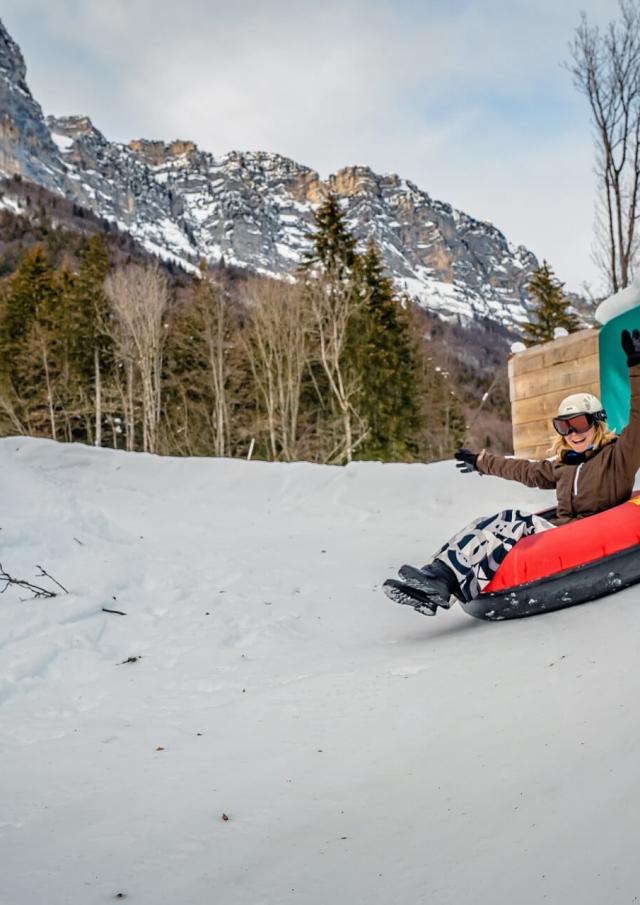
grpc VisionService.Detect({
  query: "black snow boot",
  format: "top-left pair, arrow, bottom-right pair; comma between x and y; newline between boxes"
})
382,579 -> 439,616
397,561 -> 460,609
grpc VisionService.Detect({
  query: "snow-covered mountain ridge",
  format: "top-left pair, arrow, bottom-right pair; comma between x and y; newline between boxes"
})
2,17 -> 543,327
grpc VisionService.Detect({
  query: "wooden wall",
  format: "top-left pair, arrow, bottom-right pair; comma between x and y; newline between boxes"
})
508,329 -> 601,459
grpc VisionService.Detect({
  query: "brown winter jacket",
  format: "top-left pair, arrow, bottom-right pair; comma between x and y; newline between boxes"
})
477,364 -> 640,526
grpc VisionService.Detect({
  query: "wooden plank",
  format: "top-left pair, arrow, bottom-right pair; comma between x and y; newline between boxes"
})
513,327 -> 599,362
514,443 -> 552,460
540,331 -> 599,368
512,420 -> 555,449
510,356 -> 600,406
509,329 -> 599,377
512,349 -> 600,385
510,360 -> 600,402
512,418 -> 555,444
509,349 -> 546,377
511,380 -> 601,426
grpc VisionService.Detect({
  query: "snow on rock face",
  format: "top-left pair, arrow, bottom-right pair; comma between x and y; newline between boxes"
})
0,19 -> 67,190
0,17 -> 27,88
43,122 -> 541,326
0,15 -> 541,328
2,436 -> 640,905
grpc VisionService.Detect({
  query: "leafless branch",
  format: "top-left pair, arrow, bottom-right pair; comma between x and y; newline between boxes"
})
0,562 -> 68,599
104,264 -> 169,453
35,565 -> 68,594
567,1 -> 640,290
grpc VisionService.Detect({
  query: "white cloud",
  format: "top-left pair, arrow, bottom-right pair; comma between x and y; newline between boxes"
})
1,0 -> 622,291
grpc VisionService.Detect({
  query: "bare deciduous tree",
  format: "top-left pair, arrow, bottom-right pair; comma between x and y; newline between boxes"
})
242,279 -> 311,461
568,1 -> 640,291
161,273 -> 242,458
199,276 -> 234,457
306,276 -> 367,464
34,322 -> 58,440
104,264 -> 169,453
0,385 -> 27,434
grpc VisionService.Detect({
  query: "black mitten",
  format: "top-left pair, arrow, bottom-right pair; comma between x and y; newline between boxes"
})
621,328 -> 640,367
454,448 -> 479,474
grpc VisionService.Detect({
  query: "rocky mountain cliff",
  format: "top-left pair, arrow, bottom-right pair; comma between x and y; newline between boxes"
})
0,17 -> 552,330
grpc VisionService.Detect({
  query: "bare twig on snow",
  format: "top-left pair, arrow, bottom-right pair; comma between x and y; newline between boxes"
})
0,562 -> 68,599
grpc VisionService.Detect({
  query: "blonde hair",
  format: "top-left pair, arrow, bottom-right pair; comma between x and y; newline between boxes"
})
548,421 -> 618,459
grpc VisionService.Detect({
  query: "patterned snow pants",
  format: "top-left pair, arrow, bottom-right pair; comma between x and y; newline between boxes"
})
432,509 -> 555,603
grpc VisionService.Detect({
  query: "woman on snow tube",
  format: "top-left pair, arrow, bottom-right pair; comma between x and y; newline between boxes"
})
383,327 -> 640,617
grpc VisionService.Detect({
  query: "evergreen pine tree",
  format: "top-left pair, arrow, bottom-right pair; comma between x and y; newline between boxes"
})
70,236 -> 112,381
37,236 -> 113,444
522,261 -> 580,346
162,275 -> 245,457
0,245 -> 56,372
300,192 -> 364,462
0,246 -> 60,435
301,192 -> 356,277
302,198 -> 427,462
352,243 -> 423,461
162,287 -> 212,456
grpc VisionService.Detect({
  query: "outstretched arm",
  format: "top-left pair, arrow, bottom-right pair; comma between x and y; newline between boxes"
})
475,449 -> 557,489
455,446 -> 556,488
613,330 -> 640,473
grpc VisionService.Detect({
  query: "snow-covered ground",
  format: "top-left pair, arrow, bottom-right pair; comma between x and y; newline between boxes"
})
2,437 -> 640,905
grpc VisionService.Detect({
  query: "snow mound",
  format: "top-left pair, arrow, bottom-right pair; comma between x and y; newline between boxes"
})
1,437 -> 638,905
595,274 -> 640,324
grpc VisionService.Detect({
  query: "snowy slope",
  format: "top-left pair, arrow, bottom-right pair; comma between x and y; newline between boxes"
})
1,438 -> 639,905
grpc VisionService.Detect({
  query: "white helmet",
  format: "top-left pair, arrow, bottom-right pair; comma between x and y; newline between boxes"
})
556,393 -> 605,418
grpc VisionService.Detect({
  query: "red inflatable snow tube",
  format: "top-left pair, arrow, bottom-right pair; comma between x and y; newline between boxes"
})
464,493 -> 640,620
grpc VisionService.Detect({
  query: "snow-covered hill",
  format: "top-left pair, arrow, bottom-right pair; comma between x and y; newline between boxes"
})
0,17 -> 543,328
1,437 -> 638,904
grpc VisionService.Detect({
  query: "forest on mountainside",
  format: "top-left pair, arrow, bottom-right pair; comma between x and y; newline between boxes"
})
0,180 -> 514,462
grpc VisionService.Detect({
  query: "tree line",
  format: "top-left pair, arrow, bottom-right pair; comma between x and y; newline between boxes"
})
0,194 -> 468,463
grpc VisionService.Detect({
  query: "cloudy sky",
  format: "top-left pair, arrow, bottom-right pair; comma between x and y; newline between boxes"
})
1,0 -> 622,293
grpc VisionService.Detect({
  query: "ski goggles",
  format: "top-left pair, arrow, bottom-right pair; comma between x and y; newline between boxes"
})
552,412 -> 600,436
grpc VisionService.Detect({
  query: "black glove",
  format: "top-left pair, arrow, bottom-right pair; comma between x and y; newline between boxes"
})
454,448 -> 479,474
621,328 -> 640,367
